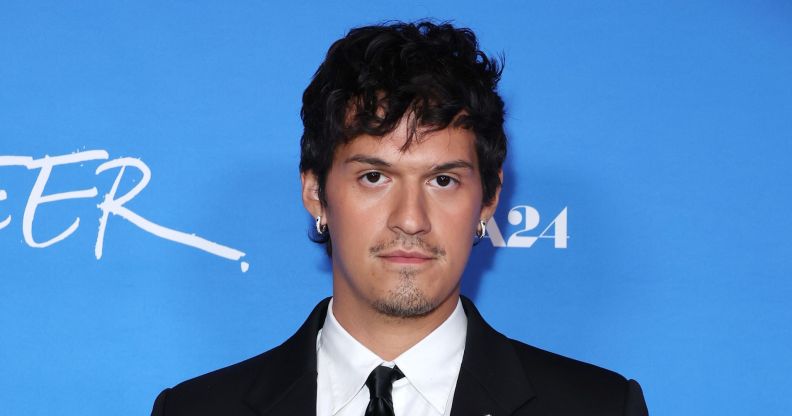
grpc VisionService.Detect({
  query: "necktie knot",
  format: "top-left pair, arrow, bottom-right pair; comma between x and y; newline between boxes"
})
364,365 -> 404,415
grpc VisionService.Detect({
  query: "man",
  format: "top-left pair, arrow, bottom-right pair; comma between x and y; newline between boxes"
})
152,21 -> 648,416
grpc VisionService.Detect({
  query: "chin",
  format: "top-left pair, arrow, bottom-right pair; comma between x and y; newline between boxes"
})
371,281 -> 439,319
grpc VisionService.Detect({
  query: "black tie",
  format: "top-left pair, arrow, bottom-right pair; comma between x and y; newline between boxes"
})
364,365 -> 405,416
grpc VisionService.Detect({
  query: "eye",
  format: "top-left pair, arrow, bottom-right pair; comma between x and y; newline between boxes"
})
360,171 -> 387,185
429,175 -> 458,188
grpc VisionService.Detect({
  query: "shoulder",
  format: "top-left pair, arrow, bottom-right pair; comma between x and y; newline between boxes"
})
458,297 -> 647,415
509,338 -> 627,386
151,298 -> 329,416
151,350 -> 275,416
172,349 -> 275,396
507,338 -> 646,415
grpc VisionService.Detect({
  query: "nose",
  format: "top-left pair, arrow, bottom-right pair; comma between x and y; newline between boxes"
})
387,181 -> 431,236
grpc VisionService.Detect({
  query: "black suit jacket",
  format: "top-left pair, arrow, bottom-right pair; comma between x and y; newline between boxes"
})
152,297 -> 648,415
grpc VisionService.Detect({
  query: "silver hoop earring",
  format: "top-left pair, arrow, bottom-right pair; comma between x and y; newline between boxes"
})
315,216 -> 327,235
476,219 -> 487,239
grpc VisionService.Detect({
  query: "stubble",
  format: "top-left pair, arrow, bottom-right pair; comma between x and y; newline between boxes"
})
371,266 -> 437,318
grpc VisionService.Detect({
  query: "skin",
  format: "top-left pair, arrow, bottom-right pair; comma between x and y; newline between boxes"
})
301,119 -> 501,360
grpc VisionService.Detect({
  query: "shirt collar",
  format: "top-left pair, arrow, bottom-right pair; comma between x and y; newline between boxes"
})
317,297 -> 467,415
318,299 -> 384,413
392,298 -> 467,413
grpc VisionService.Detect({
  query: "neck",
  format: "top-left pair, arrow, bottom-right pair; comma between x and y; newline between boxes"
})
331,289 -> 460,361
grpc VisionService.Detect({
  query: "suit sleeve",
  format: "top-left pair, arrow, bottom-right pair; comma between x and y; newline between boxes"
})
151,388 -> 171,416
624,379 -> 649,416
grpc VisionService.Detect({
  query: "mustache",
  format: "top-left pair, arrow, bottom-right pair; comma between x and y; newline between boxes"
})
369,234 -> 446,258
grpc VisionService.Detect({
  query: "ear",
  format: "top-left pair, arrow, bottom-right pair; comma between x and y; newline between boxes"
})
301,171 -> 324,220
480,169 -> 503,221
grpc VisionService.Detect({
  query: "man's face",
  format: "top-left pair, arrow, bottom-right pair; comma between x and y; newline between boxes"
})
303,119 -> 500,319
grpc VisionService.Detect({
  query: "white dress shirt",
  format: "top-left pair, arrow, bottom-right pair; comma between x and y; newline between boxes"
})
316,298 -> 467,416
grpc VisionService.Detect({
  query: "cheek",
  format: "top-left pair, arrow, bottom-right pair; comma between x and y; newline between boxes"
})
431,205 -> 477,261
325,184 -> 384,254
431,191 -> 480,232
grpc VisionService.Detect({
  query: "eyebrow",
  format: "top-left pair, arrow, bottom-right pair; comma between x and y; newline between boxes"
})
345,154 -> 474,172
345,155 -> 391,167
431,160 -> 474,172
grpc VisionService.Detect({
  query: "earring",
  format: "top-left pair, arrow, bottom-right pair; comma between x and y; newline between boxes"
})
476,219 -> 487,239
315,216 -> 327,235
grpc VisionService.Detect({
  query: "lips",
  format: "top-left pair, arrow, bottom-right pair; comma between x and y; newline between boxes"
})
378,249 -> 435,264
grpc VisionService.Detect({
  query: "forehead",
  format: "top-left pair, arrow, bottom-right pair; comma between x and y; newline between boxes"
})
333,124 -> 478,170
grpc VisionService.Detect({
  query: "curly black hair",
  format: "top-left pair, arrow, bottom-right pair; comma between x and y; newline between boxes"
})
300,20 -> 507,252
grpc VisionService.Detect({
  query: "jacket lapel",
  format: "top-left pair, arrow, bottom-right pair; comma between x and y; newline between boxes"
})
243,298 -> 331,416
451,296 -> 536,416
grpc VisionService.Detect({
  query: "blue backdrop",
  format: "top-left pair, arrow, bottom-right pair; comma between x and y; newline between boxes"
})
1,1 -> 790,415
